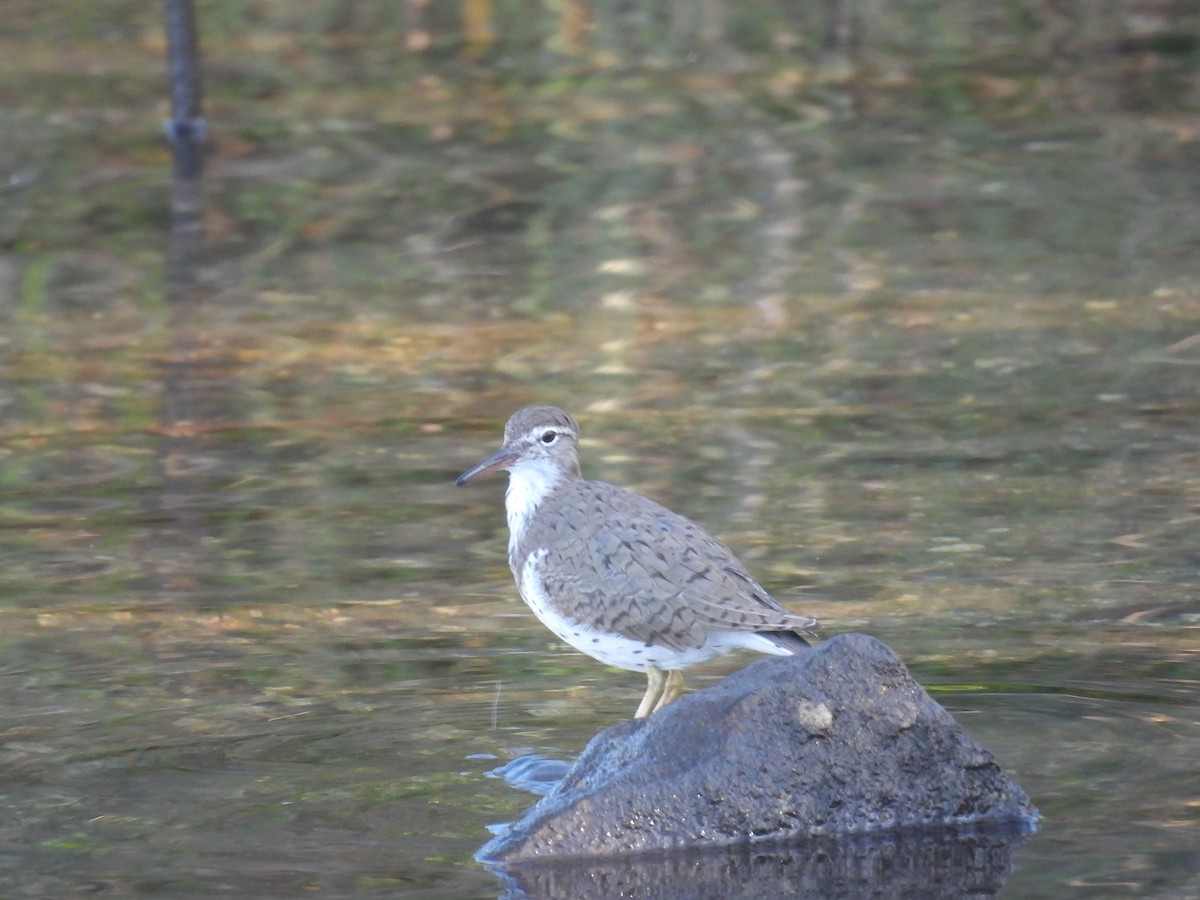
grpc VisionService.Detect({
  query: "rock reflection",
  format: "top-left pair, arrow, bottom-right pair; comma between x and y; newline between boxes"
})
483,822 -> 1035,900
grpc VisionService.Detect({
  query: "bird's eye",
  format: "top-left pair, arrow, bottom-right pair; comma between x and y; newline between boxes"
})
540,431 -> 557,444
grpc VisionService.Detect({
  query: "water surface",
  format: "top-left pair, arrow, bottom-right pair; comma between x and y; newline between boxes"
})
2,2 -> 1199,897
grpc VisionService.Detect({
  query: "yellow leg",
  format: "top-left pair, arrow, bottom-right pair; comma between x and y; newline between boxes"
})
653,670 -> 686,713
635,666 -> 666,718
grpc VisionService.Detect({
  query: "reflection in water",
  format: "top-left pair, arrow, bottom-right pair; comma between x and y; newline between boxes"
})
484,822 -> 1035,900
489,754 -> 574,797
148,6 -> 264,608
147,172 -> 251,604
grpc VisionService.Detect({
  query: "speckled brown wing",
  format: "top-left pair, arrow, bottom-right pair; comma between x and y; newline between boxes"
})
525,481 -> 819,650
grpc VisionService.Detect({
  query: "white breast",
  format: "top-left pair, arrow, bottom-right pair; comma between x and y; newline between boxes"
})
504,459 -> 563,557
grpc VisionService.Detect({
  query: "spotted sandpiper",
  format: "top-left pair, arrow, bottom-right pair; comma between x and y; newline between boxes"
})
456,406 -> 820,718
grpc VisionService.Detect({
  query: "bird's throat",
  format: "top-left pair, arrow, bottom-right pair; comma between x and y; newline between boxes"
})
505,461 -> 563,557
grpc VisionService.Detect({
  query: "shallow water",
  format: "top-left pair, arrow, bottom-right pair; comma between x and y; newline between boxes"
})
3,2 -> 1200,897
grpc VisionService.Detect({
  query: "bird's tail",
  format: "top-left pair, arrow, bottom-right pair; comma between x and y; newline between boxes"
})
760,630 -> 812,653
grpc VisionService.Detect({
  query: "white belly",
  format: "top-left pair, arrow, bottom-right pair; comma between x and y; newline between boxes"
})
516,549 -> 794,673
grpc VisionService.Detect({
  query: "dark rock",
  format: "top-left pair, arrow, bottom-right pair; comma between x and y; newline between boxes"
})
479,633 -> 1037,864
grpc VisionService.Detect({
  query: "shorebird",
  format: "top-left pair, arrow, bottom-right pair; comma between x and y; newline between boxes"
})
457,406 -> 819,717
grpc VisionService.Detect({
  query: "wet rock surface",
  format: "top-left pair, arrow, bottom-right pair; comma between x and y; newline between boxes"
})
480,633 -> 1037,864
